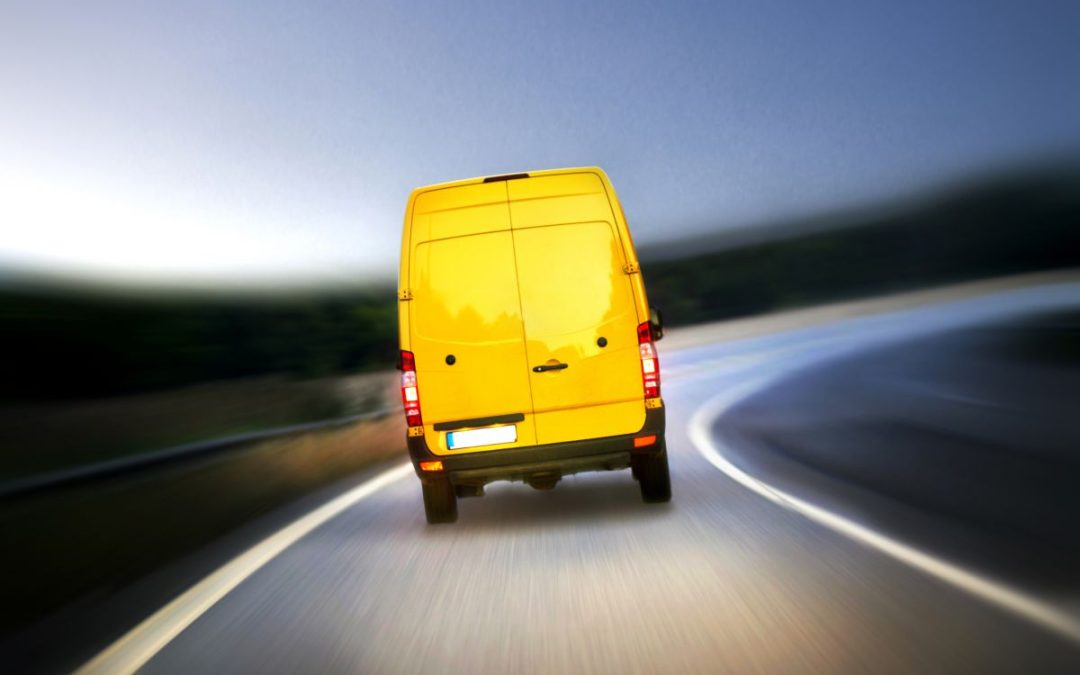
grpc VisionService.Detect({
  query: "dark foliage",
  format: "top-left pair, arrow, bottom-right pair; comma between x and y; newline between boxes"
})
643,165 -> 1080,326
0,290 -> 398,402
2,164 -> 1076,403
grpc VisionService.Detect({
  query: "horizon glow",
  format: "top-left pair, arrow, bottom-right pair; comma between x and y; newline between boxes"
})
2,1 -> 1079,287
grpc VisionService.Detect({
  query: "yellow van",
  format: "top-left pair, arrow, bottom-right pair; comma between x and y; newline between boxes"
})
397,167 -> 668,523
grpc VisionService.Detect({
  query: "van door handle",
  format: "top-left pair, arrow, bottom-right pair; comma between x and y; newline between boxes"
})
532,362 -> 568,373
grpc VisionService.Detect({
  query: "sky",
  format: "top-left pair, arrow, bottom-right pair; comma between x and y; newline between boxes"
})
2,0 -> 1079,287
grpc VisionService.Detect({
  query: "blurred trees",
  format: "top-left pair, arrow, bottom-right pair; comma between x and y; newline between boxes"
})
643,163 -> 1080,326
0,290 -> 398,402
2,163 -> 1077,403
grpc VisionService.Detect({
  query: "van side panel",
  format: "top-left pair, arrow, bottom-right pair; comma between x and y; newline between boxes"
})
507,173 -> 646,445
408,187 -> 538,455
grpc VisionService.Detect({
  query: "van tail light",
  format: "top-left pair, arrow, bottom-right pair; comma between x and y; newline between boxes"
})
634,434 -> 657,448
400,350 -> 423,427
637,322 -> 661,399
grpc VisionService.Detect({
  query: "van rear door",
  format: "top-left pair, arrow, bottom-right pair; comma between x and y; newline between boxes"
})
409,183 -> 538,453
507,172 -> 646,446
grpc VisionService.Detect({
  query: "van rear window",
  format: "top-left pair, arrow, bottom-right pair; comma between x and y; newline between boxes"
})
412,231 -> 524,343
512,221 -> 635,337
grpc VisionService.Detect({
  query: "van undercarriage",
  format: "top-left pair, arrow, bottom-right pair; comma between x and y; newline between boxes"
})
408,407 -> 667,522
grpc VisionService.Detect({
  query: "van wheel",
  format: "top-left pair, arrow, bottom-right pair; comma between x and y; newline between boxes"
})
635,445 -> 671,503
422,478 -> 458,524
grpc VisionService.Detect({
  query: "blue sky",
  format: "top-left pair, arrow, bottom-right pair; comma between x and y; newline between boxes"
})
2,0 -> 1078,286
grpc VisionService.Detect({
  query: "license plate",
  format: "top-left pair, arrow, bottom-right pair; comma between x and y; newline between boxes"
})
447,425 -> 516,450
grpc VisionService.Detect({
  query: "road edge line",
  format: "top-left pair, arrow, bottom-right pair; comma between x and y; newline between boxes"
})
688,377 -> 1080,646
76,462 -> 414,675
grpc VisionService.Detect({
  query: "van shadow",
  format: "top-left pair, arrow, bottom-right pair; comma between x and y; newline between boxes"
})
439,474 -> 674,533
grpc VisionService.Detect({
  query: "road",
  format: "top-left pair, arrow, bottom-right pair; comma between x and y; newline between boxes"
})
85,280 -> 1080,674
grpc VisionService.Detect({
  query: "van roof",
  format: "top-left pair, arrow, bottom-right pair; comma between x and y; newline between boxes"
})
408,166 -> 608,199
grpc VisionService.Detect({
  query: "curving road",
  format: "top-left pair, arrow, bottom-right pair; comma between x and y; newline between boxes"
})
84,279 -> 1080,674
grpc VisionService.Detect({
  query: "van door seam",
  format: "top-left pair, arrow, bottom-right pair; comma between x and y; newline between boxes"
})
503,180 -> 540,446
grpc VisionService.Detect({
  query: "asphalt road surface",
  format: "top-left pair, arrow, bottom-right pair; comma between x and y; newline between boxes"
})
83,280 -> 1080,674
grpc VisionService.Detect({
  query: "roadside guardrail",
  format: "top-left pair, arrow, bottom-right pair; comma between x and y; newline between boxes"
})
0,407 -> 393,501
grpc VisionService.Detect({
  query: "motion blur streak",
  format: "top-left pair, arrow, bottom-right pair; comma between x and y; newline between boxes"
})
76,463 -> 413,675
72,277 -> 1080,674
689,380 -> 1080,646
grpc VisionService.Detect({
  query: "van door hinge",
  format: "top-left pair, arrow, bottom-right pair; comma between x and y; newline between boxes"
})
622,262 -> 640,274
398,289 -> 413,301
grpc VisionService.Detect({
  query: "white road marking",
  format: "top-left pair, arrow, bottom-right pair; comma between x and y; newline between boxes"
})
688,376 -> 1080,646
76,280 -> 1080,672
77,463 -> 413,675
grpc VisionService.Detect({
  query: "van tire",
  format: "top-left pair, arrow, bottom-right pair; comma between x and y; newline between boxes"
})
636,445 -> 671,503
422,478 -> 458,524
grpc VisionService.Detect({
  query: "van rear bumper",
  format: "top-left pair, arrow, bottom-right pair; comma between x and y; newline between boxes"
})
407,406 -> 665,485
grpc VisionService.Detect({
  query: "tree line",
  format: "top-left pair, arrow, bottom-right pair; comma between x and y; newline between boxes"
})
2,162 -> 1076,403
643,163 -> 1079,325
